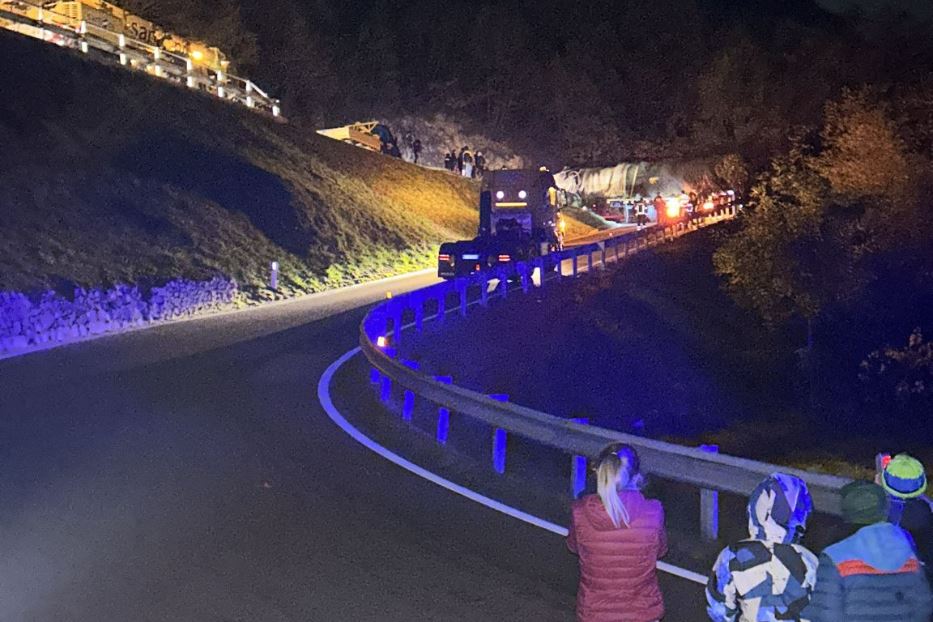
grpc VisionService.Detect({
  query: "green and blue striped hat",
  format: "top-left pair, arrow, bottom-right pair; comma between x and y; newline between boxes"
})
882,454 -> 927,500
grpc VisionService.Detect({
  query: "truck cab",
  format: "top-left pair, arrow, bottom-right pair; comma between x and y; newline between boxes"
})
438,169 -> 563,279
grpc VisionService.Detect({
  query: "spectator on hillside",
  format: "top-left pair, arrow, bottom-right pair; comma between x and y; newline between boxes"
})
803,481 -> 932,621
706,473 -> 817,622
443,151 -> 455,171
474,151 -> 486,177
461,147 -> 474,178
412,139 -> 422,164
567,443 -> 667,622
877,453 -> 933,584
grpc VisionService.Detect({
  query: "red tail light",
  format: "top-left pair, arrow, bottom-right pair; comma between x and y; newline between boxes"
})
438,254 -> 451,262
498,254 -> 511,262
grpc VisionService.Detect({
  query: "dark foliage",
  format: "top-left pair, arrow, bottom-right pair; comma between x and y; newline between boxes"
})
117,0 -> 933,165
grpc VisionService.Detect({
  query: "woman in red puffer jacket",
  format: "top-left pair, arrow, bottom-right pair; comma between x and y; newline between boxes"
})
567,443 -> 667,622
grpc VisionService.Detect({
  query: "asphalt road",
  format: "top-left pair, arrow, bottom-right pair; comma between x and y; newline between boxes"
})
0,268 -> 706,621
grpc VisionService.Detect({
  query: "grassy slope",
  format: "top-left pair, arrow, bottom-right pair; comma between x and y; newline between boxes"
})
0,31 -> 593,296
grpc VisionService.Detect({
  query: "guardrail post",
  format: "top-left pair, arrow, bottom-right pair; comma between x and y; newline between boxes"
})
489,394 -> 509,474
572,249 -> 579,277
436,290 -> 447,324
186,58 -> 195,88
458,280 -> 468,317
152,47 -> 162,77
586,249 -> 593,272
79,21 -> 88,54
435,376 -> 452,444
380,375 -> 392,402
498,269 -> 508,299
570,417 -> 589,497
699,444 -> 720,541
392,303 -> 403,345
401,360 -> 419,422
600,245 -> 606,267
413,297 -> 424,332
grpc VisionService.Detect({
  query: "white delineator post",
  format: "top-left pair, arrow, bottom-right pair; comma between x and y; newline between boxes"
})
270,261 -> 279,291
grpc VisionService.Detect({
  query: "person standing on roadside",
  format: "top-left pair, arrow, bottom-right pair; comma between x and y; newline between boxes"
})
635,199 -> 648,229
652,193 -> 666,225
877,453 -> 933,584
706,473 -> 818,622
803,480 -> 932,621
412,138 -> 422,164
567,443 -> 667,622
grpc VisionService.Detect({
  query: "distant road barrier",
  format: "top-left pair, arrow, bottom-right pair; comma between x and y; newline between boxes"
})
358,207 -> 853,540
0,0 -> 281,118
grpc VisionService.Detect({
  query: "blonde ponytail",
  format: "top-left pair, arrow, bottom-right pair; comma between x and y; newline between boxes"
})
595,443 -> 643,528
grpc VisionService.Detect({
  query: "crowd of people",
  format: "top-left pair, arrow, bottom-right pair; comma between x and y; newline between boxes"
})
443,146 -> 487,178
567,445 -> 933,621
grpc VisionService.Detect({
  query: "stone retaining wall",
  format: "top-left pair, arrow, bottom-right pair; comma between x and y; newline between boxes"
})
0,276 -> 238,355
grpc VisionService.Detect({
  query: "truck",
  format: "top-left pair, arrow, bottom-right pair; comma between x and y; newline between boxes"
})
316,121 -> 401,156
0,0 -> 231,73
437,168 -> 564,279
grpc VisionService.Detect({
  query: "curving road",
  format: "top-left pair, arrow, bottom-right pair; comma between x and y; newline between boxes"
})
0,267 -> 705,621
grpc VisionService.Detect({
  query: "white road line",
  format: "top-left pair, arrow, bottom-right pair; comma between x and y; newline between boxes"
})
317,346 -> 709,586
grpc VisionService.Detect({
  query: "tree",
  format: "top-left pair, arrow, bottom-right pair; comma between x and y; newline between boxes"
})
120,0 -> 259,70
545,56 -> 623,166
695,40 -> 775,149
859,328 -> 933,421
714,90 -> 925,360
714,153 -> 749,196
343,7 -> 402,119
815,89 -> 909,200
240,0 -> 339,124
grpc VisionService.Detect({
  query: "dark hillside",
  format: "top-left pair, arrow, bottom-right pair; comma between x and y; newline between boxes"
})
0,31 -> 595,295
402,226 -> 933,473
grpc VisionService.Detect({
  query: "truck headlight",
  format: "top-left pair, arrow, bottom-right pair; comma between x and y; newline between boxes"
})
518,190 -> 527,199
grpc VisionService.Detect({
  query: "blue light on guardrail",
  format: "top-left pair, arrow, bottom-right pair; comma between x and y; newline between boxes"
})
403,391 -> 414,421
435,376 -> 453,445
437,408 -> 450,444
571,417 -> 589,498
489,394 -> 509,475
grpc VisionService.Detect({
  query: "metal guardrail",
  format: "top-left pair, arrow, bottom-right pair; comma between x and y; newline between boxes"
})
0,0 -> 281,118
359,208 -> 853,539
